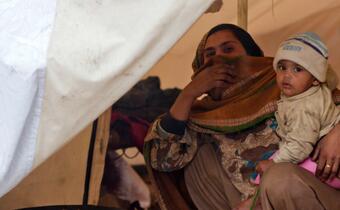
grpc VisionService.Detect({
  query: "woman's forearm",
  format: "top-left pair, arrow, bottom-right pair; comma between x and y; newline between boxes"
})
169,89 -> 197,121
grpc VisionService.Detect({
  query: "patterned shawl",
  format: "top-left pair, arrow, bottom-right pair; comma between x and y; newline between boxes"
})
189,55 -> 281,133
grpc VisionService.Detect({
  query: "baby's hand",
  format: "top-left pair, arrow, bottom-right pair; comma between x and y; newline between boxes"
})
256,160 -> 274,175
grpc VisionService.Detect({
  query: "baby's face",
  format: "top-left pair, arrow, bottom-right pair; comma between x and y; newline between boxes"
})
276,60 -> 316,97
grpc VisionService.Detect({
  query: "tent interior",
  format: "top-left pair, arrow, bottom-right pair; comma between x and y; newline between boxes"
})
0,0 -> 340,209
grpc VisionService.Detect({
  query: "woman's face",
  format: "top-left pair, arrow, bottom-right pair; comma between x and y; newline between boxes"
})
203,30 -> 247,64
203,30 -> 247,100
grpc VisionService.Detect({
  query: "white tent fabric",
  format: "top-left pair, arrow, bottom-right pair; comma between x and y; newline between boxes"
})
0,0 -> 214,198
35,0 -> 214,167
0,0 -> 57,197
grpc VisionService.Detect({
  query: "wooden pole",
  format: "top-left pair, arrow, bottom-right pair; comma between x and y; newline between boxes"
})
85,108 -> 112,205
237,0 -> 248,30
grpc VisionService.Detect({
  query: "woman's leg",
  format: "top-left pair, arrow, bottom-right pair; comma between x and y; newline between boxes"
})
260,162 -> 340,210
184,143 -> 241,210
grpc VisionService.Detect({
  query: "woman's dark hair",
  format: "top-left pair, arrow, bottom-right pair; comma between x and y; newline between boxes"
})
207,24 -> 264,57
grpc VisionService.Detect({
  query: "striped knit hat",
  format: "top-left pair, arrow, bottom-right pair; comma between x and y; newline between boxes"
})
273,32 -> 328,82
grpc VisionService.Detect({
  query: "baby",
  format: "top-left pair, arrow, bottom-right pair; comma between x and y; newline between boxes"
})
236,32 -> 340,210
256,32 -> 340,183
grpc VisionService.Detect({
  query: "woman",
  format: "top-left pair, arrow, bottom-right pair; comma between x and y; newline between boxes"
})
144,24 -> 340,210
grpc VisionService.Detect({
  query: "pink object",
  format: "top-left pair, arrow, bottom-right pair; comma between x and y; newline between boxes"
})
252,154 -> 340,189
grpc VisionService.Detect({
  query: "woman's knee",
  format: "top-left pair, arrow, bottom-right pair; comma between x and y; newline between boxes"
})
259,163 -> 332,210
260,163 -> 303,195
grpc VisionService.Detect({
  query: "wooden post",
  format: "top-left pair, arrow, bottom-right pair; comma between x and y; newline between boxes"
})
238,0 -> 248,30
87,108 -> 112,205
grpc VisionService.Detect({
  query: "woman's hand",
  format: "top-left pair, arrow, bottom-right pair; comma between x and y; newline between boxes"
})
312,124 -> 340,181
184,63 -> 237,99
169,63 -> 236,121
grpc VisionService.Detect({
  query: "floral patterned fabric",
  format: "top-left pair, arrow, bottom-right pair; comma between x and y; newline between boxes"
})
145,118 -> 280,199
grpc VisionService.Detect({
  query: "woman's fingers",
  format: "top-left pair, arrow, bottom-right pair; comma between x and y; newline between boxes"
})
189,63 -> 238,97
213,80 -> 229,88
330,158 -> 340,180
223,64 -> 237,76
317,156 -> 337,181
314,125 -> 340,181
321,162 -> 333,181
196,67 -> 235,87
205,63 -> 236,75
212,67 -> 237,83
213,72 -> 236,84
316,157 -> 326,178
321,161 -> 333,181
197,63 -> 237,81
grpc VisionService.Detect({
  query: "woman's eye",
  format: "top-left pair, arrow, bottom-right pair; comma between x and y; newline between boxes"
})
222,46 -> 233,53
205,51 -> 215,57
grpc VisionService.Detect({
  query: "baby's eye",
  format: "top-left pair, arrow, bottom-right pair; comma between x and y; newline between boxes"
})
277,63 -> 285,71
293,66 -> 304,73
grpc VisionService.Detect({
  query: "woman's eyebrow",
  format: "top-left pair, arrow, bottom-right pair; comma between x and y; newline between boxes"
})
204,41 -> 237,51
220,41 -> 236,47
203,47 -> 215,53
